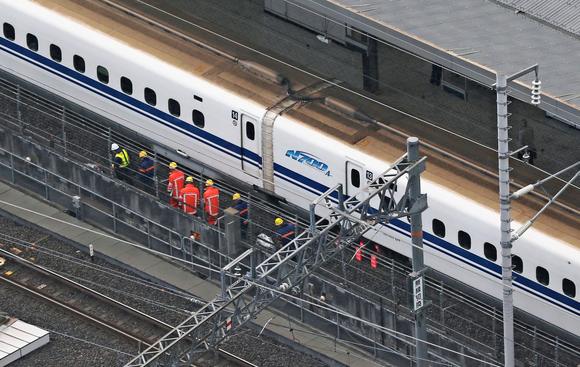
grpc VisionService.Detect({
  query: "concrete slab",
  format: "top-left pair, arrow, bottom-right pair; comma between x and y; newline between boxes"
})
0,182 -> 14,195
143,260 -> 216,298
67,230 -> 106,246
113,247 -> 163,273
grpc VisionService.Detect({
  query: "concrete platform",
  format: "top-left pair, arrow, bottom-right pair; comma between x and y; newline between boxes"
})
0,180 -> 389,367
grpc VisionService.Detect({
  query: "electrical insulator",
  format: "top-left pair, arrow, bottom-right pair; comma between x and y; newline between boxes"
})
531,79 -> 541,105
370,255 -> 378,269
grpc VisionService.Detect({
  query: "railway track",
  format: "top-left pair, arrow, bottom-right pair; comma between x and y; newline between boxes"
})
0,247 -> 256,367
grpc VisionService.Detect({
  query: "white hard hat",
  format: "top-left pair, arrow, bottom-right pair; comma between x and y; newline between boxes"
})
111,143 -> 119,151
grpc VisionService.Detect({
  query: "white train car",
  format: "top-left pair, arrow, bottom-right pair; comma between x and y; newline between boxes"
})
0,0 -> 578,336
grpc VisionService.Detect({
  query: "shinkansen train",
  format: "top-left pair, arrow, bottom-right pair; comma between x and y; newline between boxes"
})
1,0 -> 578,335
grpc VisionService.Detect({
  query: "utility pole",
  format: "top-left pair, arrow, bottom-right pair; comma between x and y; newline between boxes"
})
407,137 -> 428,366
495,64 -> 541,367
496,73 -> 515,367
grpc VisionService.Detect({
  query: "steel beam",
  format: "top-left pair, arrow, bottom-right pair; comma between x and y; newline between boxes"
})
124,148 -> 427,367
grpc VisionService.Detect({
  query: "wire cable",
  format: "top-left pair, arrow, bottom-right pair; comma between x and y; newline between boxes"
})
0,199 -> 512,365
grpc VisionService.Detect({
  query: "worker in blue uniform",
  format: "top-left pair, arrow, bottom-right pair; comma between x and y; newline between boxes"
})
137,150 -> 155,193
232,193 -> 248,237
274,217 -> 295,247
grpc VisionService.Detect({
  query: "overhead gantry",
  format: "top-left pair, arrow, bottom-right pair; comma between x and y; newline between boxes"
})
124,139 -> 427,367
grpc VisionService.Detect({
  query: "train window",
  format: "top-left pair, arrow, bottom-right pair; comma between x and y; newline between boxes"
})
351,169 -> 360,188
192,109 -> 205,128
562,278 -> 576,298
536,266 -> 549,286
168,98 -> 180,117
512,255 -> 523,274
458,230 -> 471,249
194,95 -> 203,102
144,87 -> 156,106
120,76 -> 133,95
3,23 -> 15,41
49,44 -> 62,62
73,55 -> 85,73
246,121 -> 255,140
432,219 -> 445,238
26,33 -> 38,51
484,242 -> 497,262
97,65 -> 109,84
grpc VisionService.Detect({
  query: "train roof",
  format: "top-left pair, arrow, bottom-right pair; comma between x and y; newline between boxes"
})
30,0 -> 580,247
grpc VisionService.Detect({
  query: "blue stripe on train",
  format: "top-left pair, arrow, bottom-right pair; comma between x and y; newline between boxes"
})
1,37 -> 577,315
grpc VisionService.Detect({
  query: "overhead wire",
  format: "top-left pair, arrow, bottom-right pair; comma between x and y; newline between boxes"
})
131,0 -> 580,192
0,199 -> 513,365
1,196 -> 574,364
0,232 -> 203,306
2,196 -> 573,358
0,188 -> 570,315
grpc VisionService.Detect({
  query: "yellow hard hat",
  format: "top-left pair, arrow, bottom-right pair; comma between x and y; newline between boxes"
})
205,179 -> 214,186
274,217 -> 284,226
232,193 -> 241,200
169,162 -> 177,169
185,176 -> 194,183
139,150 -> 148,158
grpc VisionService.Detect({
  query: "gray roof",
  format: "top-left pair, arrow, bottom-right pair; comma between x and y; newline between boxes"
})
492,0 -> 580,36
302,0 -> 580,126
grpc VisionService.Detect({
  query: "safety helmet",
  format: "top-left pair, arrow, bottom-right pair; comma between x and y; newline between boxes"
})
185,176 -> 194,183
274,217 -> 284,226
111,143 -> 119,151
169,162 -> 178,169
139,150 -> 148,158
232,193 -> 241,201
205,179 -> 214,187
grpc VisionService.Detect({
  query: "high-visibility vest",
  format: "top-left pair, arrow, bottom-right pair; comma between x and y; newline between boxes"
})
167,170 -> 185,199
180,184 -> 200,215
203,186 -> 220,216
114,149 -> 130,168
370,255 -> 378,269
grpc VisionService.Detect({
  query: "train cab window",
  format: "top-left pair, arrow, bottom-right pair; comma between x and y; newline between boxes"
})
536,266 -> 549,286
26,33 -> 38,51
168,98 -> 180,117
484,242 -> 497,262
458,230 -> 471,249
73,55 -> 85,73
49,44 -> 62,62
562,278 -> 576,298
432,219 -> 445,238
144,87 -> 156,106
3,23 -> 15,41
97,65 -> 109,84
192,109 -> 205,128
120,76 -> 133,95
351,169 -> 360,188
245,120 -> 255,140
512,255 -> 523,274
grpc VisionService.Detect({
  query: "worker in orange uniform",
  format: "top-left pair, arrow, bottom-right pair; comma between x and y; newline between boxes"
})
180,176 -> 200,216
203,179 -> 220,225
167,162 -> 184,209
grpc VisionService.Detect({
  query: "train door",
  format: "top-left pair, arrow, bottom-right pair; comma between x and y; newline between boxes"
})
241,114 -> 260,178
346,160 -> 366,200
